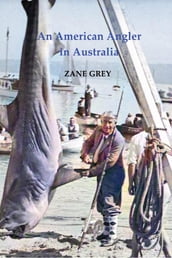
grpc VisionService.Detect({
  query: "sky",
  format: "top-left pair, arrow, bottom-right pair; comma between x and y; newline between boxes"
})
0,0 -> 172,64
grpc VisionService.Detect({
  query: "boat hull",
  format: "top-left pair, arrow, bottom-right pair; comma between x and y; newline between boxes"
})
161,97 -> 172,103
0,89 -> 18,98
116,124 -> 142,136
62,136 -> 83,152
0,136 -> 84,154
75,112 -> 101,126
52,83 -> 81,92
52,84 -> 74,92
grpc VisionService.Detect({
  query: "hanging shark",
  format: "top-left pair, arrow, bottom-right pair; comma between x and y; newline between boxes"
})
0,0 -> 81,237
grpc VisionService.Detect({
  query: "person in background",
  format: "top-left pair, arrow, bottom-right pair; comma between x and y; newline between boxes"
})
77,97 -> 85,117
0,126 -> 5,141
57,119 -> 69,141
125,113 -> 134,126
84,84 -> 93,117
0,126 -> 7,141
68,117 -> 79,140
133,113 -> 144,128
93,88 -> 98,97
166,112 -> 172,127
127,117 -> 146,195
80,111 -> 125,247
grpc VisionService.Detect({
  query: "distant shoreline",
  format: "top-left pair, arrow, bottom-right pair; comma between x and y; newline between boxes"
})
0,60 -> 172,85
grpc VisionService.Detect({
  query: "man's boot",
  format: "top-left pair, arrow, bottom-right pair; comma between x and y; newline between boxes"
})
101,214 -> 118,247
96,215 -> 109,241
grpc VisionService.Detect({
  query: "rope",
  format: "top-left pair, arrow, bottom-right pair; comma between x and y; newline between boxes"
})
129,134 -> 165,250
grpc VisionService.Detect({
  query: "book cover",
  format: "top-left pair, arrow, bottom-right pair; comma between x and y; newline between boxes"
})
0,0 -> 171,257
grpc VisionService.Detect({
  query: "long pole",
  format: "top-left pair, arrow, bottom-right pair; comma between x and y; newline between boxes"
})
116,88 -> 124,118
5,27 -> 9,76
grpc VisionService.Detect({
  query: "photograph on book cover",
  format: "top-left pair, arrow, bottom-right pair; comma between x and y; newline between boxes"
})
0,0 -> 172,257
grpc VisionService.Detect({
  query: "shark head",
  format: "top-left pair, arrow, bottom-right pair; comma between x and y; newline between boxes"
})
0,180 -> 49,233
0,210 -> 28,232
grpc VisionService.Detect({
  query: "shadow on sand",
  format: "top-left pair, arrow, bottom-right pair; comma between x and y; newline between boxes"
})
5,248 -> 71,257
0,230 -> 81,257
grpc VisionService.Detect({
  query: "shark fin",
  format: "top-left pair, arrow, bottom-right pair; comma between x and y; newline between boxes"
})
0,98 -> 19,135
51,35 -> 64,56
52,164 -> 81,189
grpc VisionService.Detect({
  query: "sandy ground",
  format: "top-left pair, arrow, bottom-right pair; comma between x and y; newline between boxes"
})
0,153 -> 172,258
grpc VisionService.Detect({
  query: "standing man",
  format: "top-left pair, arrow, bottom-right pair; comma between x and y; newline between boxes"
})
77,97 -> 85,117
127,114 -> 146,194
80,111 -> 125,247
84,84 -> 93,117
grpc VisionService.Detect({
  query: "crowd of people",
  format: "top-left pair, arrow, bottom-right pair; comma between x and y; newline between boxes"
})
124,113 -> 145,127
125,112 -> 172,128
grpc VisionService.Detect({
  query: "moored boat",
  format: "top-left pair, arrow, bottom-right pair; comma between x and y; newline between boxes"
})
0,75 -> 18,98
158,85 -> 172,103
52,41 -> 81,92
0,135 -> 84,154
0,27 -> 19,97
74,112 -> 101,126
161,97 -> 172,103
62,135 -> 84,152
0,142 -> 11,154
52,82 -> 75,92
116,124 -> 142,136
112,70 -> 121,90
113,84 -> 120,91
